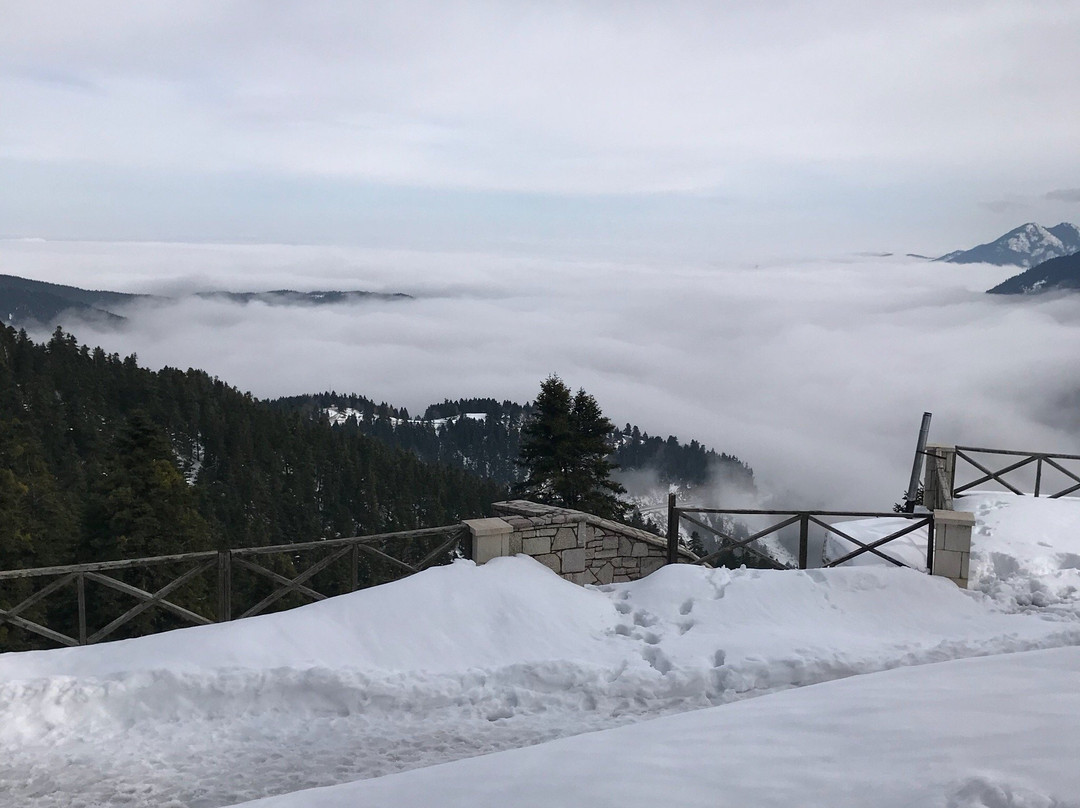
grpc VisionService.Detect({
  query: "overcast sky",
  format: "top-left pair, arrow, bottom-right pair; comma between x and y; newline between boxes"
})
3,1 -> 1080,258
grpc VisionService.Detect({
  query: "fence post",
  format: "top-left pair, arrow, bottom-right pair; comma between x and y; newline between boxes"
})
925,515 -> 935,574
1034,456 -> 1043,497
350,543 -> 360,591
77,573 -> 87,645
217,550 -> 232,622
666,492 -> 679,565
798,514 -> 809,569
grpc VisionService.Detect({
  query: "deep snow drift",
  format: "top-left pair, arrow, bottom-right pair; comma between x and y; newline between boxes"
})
2,494 -> 1080,807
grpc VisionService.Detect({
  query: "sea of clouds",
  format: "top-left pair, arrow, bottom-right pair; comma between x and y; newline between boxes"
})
5,239 -> 1079,510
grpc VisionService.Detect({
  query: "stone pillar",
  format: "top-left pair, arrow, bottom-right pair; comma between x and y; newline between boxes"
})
924,444 -> 956,511
932,510 -> 974,589
463,518 -> 513,564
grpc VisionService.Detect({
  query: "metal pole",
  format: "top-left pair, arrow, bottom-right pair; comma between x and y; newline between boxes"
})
1034,457 -> 1043,498
666,492 -> 679,565
905,412 -> 933,512
798,514 -> 809,569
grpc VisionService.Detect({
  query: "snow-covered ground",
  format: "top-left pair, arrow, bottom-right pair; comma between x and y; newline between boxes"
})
825,492 -> 1080,616
2,495 -> 1080,807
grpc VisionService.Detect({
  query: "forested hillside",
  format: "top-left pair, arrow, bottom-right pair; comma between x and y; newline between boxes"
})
274,393 -> 756,494
0,327 -> 506,573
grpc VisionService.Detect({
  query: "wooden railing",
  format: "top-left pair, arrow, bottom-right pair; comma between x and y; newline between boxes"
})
666,495 -> 934,572
0,525 -> 469,651
952,446 -> 1080,499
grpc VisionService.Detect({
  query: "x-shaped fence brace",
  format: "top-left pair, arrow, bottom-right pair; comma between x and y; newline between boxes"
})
953,447 -> 1080,499
673,509 -> 935,571
1,525 -> 469,648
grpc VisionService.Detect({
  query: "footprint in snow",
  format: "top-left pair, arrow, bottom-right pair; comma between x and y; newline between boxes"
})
632,610 -> 658,628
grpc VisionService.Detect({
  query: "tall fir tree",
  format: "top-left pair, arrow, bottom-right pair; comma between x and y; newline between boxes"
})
515,376 -> 626,519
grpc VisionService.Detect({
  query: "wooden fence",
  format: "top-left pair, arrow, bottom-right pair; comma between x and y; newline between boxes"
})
665,494 -> 935,572
951,446 -> 1080,499
0,525 -> 469,651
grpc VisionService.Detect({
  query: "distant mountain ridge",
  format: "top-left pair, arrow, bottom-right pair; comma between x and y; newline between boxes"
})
987,252 -> 1080,295
937,222 -> 1080,267
0,274 -> 411,328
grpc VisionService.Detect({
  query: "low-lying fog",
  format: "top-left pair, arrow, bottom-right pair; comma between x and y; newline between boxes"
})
7,239 -> 1080,510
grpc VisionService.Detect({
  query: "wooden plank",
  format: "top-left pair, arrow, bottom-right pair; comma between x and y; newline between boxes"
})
234,546 -> 353,619
676,508 -> 929,519
821,517 -> 930,568
1049,481 -> 1080,499
77,574 -> 87,645
0,573 -> 76,620
666,493 -> 679,565
87,560 -> 216,644
954,451 -> 1031,496
0,612 -> 79,647
230,526 -> 464,558
355,543 -> 420,576
807,516 -> 912,567
683,511 -> 801,548
415,531 -> 466,571
231,557 -> 330,617
0,551 -> 218,581
689,513 -> 799,569
217,550 -> 232,622
82,571 -> 212,629
955,446 -> 1080,461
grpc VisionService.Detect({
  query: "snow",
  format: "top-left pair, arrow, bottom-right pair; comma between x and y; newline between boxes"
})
824,493 -> 1080,616
228,646 -> 1080,808
323,406 -> 487,429
3,495 -> 1080,807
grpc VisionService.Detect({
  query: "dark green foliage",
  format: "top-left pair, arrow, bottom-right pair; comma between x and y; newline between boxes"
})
0,325 -> 505,568
276,393 -> 756,497
514,376 -> 627,519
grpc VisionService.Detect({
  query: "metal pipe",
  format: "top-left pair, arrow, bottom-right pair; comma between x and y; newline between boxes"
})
905,412 -> 932,511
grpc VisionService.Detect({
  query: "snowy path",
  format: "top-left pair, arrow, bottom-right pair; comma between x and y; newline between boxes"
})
229,646 -> 1080,808
3,556 -> 1080,808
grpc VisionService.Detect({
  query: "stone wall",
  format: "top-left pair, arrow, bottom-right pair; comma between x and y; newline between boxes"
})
463,500 -> 694,586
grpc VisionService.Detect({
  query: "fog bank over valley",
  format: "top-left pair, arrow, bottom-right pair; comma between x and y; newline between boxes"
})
8,239 -> 1080,511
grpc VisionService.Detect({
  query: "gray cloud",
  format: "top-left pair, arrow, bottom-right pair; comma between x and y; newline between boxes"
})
10,240 -> 1079,512
1046,189 -> 1080,203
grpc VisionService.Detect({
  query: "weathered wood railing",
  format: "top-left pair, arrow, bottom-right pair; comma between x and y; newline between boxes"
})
955,446 -> 1080,498
926,445 -> 1080,501
0,524 -> 469,651
665,495 -> 935,572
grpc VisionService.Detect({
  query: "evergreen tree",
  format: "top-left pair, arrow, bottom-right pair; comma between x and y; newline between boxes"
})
515,376 -> 626,519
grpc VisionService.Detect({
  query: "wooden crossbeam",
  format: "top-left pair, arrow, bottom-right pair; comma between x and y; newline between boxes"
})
0,573 -> 76,620
1042,457 -> 1080,498
235,545 -> 353,619
821,517 -> 929,568
687,512 -> 799,569
87,560 -> 216,644
953,451 -> 1032,495
82,571 -> 213,633
0,573 -> 82,647
415,531 -> 466,571
811,516 -> 909,568
355,543 -> 420,576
